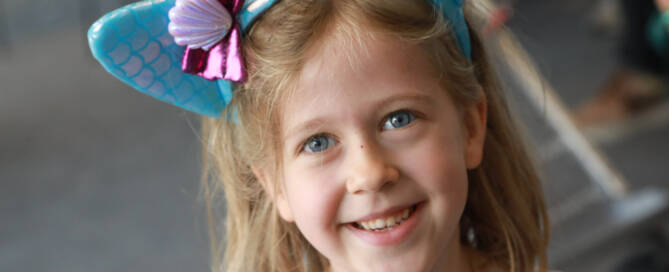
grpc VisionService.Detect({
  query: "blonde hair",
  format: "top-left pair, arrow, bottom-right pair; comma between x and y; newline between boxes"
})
201,0 -> 549,271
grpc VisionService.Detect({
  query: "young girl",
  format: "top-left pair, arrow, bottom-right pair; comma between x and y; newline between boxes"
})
89,0 -> 549,271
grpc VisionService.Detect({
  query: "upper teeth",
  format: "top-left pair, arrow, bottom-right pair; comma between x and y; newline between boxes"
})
358,208 -> 411,230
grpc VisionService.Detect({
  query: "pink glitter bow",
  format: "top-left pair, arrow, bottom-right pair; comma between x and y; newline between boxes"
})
169,0 -> 247,82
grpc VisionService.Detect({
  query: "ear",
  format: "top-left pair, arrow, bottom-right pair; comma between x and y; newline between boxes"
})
463,96 -> 488,170
251,165 -> 295,222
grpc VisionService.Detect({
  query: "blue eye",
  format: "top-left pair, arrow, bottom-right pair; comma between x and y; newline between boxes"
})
303,135 -> 336,153
383,111 -> 416,130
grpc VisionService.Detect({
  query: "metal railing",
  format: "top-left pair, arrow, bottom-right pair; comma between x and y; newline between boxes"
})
492,29 -> 669,268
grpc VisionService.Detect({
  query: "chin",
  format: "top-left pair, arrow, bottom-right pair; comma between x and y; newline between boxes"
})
344,251 -> 435,272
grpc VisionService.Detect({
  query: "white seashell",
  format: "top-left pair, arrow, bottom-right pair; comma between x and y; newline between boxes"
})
168,0 -> 233,51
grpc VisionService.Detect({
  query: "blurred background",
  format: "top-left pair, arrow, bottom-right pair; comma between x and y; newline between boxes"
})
1,0 -> 668,271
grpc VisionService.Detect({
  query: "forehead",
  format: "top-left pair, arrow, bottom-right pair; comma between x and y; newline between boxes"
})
282,32 -> 444,130
302,30 -> 438,89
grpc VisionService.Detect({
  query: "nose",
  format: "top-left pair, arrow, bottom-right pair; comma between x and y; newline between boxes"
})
345,142 -> 400,194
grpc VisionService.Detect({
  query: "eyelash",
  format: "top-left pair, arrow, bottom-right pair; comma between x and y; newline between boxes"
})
298,109 -> 419,154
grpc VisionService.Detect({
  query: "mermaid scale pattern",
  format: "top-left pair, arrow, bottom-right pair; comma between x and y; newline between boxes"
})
88,0 -> 464,117
88,0 -> 227,117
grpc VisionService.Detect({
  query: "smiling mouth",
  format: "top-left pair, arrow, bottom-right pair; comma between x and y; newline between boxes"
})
351,204 -> 418,232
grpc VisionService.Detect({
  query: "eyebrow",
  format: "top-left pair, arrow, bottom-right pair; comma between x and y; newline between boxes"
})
283,93 -> 435,141
376,93 -> 434,111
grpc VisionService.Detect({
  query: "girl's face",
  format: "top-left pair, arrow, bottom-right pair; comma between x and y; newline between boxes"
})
264,32 -> 486,271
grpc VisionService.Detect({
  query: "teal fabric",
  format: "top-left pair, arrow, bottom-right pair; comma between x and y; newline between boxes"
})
88,0 -> 471,118
648,11 -> 669,61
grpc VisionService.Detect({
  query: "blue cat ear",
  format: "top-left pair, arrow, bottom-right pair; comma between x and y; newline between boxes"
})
240,0 -> 279,33
428,0 -> 472,60
88,0 -> 227,118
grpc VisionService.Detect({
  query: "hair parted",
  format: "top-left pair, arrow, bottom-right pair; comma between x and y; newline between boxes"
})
200,0 -> 549,271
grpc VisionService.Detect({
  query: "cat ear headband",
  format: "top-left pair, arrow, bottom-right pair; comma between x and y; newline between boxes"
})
88,0 -> 471,118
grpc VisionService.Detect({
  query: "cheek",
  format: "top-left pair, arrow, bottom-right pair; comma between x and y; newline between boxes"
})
397,126 -> 470,228
401,128 -> 469,193
283,167 -> 345,254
